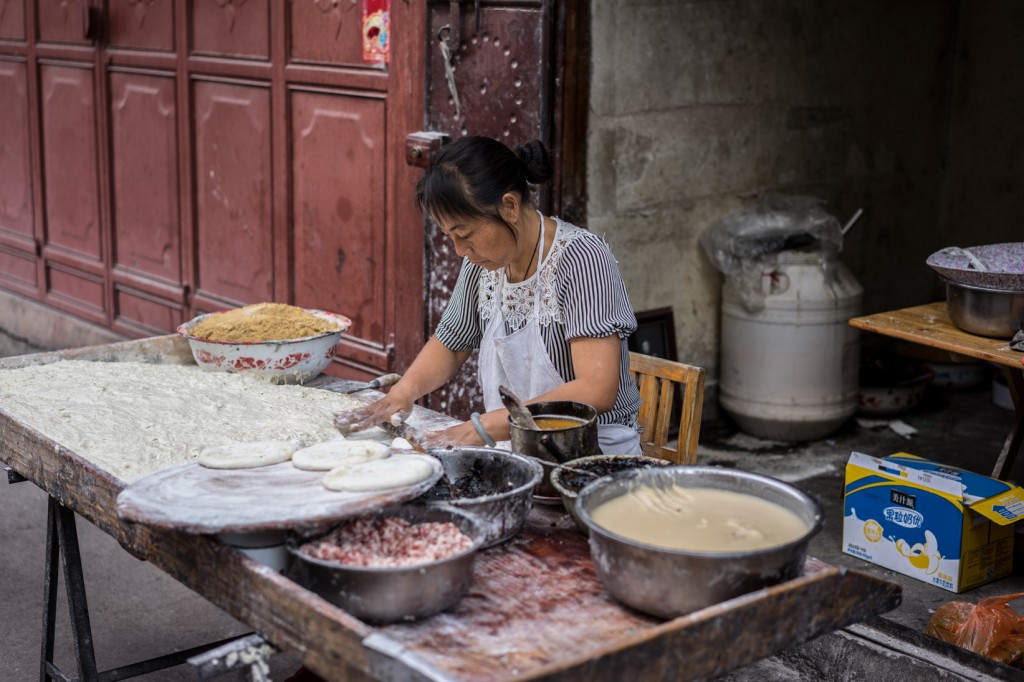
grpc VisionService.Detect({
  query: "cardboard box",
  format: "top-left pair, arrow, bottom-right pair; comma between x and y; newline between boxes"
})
843,452 -> 1024,592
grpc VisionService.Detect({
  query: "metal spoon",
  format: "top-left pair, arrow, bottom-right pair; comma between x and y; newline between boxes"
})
498,385 -> 539,430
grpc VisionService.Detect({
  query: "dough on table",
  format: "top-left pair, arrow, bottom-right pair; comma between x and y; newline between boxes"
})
292,438 -> 390,471
197,440 -> 299,469
322,454 -> 436,492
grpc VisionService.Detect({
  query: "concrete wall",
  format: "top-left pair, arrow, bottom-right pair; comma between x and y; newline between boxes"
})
588,0 -> 1024,402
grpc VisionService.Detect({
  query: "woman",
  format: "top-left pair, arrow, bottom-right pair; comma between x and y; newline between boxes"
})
338,136 -> 641,453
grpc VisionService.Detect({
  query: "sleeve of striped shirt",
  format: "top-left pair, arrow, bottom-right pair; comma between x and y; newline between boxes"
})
434,258 -> 485,352
557,233 -> 638,341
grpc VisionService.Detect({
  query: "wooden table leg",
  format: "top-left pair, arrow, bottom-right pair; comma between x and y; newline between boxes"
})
991,368 -> 1024,480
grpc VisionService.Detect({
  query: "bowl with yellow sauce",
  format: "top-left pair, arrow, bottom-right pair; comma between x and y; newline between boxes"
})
575,466 -> 824,619
178,302 -> 352,384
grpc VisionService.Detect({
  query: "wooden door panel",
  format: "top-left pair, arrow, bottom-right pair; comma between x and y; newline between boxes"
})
106,0 -> 175,51
290,90 -> 386,350
289,1 -> 366,66
40,63 -> 101,260
37,0 -> 88,44
193,79 -> 273,305
114,284 -> 182,335
0,0 -> 25,40
423,1 -> 555,416
428,7 -> 546,142
0,60 -> 34,244
0,247 -> 37,291
46,262 -> 104,316
110,71 -> 181,284
191,0 -> 269,60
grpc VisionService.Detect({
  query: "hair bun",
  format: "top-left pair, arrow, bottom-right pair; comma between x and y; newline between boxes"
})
512,140 -> 553,185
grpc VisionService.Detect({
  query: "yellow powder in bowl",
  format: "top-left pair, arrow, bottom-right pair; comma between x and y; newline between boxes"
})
188,303 -> 340,342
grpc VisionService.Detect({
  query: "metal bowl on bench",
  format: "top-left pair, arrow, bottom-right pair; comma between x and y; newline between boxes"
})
944,279 -> 1024,339
417,446 -> 543,547
289,505 -> 486,624
575,466 -> 823,619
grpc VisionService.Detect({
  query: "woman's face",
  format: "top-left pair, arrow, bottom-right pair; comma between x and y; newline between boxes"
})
437,215 -> 518,271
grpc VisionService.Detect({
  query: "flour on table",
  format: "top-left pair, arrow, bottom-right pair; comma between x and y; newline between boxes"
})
0,360 -> 365,483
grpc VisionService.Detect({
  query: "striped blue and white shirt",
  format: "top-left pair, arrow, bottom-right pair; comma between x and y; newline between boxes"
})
435,217 -> 641,429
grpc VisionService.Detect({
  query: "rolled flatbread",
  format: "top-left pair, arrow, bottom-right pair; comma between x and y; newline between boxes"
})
197,440 -> 299,469
322,454 -> 436,492
292,438 -> 390,471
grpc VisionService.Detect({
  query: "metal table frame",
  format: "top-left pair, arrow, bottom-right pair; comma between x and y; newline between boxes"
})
6,467 -> 250,682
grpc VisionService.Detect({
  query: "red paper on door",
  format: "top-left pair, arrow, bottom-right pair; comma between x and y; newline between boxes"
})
362,0 -> 391,65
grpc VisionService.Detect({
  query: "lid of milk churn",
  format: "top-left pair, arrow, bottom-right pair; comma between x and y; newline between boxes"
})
699,195 -> 854,313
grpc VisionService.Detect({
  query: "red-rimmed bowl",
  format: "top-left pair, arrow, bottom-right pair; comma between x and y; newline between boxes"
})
177,308 -> 351,384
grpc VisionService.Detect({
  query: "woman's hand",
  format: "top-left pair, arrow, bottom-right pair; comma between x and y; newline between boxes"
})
420,421 -> 486,448
333,393 -> 413,435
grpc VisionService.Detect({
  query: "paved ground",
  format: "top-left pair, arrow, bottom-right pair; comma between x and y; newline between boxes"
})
1,337 -> 1021,679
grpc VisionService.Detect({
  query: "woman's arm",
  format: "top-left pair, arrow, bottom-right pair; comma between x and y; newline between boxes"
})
335,336 -> 471,432
426,334 -> 621,446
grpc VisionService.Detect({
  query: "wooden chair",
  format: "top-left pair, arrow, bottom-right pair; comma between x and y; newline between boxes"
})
628,352 -> 706,464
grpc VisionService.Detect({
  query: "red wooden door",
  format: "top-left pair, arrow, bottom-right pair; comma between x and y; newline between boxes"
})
0,1 -> 427,380
420,0 -> 588,417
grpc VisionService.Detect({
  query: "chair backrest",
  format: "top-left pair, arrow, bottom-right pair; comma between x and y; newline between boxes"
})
628,352 -> 705,464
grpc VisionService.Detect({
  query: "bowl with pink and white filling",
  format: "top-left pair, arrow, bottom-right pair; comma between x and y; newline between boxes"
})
289,504 -> 486,623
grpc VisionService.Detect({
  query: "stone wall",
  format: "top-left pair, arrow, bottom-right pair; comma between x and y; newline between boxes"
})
588,0 -> 1024,402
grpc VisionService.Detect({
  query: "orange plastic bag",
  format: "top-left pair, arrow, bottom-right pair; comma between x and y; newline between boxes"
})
925,592 -> 1024,666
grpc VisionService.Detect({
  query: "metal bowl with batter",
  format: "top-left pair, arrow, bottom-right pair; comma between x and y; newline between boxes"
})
576,466 -> 824,619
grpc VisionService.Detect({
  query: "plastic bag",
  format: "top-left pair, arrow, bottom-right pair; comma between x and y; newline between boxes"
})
699,195 -> 843,312
925,592 -> 1024,666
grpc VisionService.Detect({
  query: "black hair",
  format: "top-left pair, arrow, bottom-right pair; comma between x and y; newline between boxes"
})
415,136 -> 553,228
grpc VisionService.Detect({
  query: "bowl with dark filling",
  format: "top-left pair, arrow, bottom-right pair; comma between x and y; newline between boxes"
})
549,454 -> 672,534
575,466 -> 824,619
417,447 -> 543,547
289,504 -> 485,623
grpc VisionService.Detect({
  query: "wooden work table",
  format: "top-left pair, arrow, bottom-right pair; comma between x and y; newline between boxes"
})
0,336 -> 901,681
850,302 -> 1024,479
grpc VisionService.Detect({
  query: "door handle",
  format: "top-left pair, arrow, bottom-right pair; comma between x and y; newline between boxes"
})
405,132 -> 450,169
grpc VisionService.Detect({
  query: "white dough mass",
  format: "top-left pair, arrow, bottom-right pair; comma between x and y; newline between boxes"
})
292,438 -> 390,471
322,454 -> 436,492
198,440 -> 299,469
0,360 -> 365,482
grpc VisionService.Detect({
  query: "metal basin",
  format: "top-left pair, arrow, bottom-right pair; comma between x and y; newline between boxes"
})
289,505 -> 485,624
418,447 -> 543,547
575,466 -> 824,619
945,280 -> 1024,339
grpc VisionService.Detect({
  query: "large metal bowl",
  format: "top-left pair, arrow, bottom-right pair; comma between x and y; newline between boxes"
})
417,447 -> 543,547
549,454 -> 672,535
576,466 -> 824,619
177,308 -> 352,384
288,505 -> 485,623
945,279 -> 1024,339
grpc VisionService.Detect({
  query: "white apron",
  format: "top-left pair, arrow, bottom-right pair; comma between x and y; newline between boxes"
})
478,211 -> 641,455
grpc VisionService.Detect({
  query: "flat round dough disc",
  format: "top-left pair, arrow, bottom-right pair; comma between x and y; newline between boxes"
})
323,454 -> 437,492
292,438 -> 390,471
198,440 -> 299,469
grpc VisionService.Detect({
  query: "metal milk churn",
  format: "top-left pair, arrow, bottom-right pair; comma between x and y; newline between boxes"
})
719,248 -> 863,441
